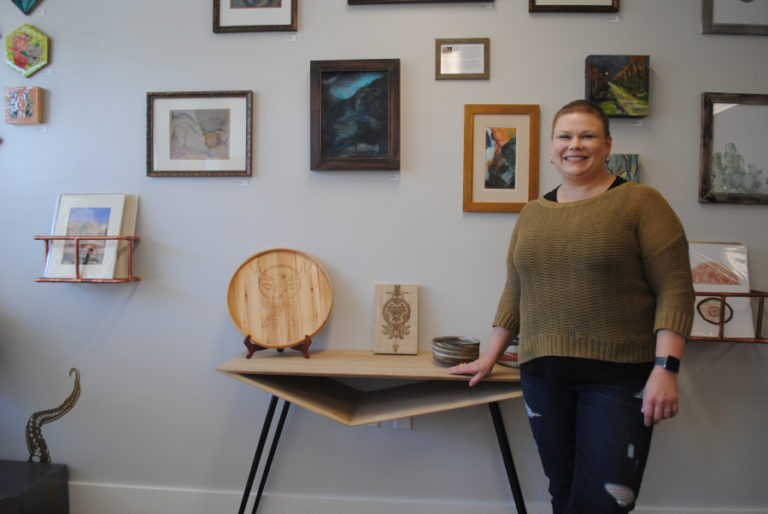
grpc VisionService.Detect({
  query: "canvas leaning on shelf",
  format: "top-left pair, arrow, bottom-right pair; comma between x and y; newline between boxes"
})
689,242 -> 755,338
44,194 -> 126,280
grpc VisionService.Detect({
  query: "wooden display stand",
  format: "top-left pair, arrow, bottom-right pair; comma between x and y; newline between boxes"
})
218,350 -> 526,513
689,290 -> 767,343
34,235 -> 140,283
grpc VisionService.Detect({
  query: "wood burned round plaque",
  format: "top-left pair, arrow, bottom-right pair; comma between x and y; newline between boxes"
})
227,249 -> 333,350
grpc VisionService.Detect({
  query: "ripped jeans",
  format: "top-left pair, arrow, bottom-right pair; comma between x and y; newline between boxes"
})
521,372 -> 653,514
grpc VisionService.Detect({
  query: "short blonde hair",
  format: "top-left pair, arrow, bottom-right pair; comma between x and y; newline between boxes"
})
551,100 -> 611,139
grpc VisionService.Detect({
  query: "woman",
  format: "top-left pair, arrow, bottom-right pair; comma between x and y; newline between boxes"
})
447,100 -> 694,513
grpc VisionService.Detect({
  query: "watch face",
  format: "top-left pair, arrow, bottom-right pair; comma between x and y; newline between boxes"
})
656,356 -> 680,372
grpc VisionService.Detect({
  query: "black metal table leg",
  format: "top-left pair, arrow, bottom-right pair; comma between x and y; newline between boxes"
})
489,401 -> 527,514
251,400 -> 291,514
238,395 -> 279,514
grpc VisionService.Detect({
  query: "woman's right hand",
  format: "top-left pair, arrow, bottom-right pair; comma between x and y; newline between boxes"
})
445,356 -> 496,387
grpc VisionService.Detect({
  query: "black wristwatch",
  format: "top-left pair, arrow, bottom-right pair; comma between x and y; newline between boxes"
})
655,356 -> 680,373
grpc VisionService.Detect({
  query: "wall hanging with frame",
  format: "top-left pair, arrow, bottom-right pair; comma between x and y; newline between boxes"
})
435,38 -> 489,80
463,104 -> 540,212
585,54 -> 649,118
702,0 -> 768,35
310,59 -> 400,171
146,90 -> 253,177
213,0 -> 297,33
529,0 -> 618,13
699,92 -> 768,205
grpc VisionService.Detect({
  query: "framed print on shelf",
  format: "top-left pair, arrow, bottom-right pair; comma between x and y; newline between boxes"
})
699,92 -> 768,205
147,90 -> 253,177
213,0 -> 297,33
702,0 -> 768,36
310,59 -> 400,171
45,194 -> 126,280
435,38 -> 489,80
529,0 -> 618,13
463,104 -> 540,212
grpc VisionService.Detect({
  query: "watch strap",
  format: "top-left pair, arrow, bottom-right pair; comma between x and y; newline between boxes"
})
655,356 -> 680,373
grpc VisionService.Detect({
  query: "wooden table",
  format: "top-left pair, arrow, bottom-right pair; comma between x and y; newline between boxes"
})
218,350 -> 526,513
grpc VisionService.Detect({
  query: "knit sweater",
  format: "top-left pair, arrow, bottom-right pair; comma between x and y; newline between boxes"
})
493,181 -> 695,365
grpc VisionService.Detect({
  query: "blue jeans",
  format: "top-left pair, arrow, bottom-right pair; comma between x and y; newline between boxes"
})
521,372 -> 653,514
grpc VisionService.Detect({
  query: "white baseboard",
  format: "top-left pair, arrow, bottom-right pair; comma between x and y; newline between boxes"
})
69,482 -> 768,514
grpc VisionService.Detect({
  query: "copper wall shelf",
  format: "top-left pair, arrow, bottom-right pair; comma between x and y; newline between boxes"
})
689,290 -> 767,344
34,235 -> 141,283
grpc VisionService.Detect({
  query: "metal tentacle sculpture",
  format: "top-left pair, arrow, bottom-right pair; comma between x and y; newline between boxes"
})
25,368 -> 81,463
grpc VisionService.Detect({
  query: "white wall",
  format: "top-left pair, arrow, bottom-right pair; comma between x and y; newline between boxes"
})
1,1 -> 767,513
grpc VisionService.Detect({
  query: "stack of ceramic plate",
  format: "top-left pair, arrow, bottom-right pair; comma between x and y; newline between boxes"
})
498,335 -> 520,368
432,336 -> 480,366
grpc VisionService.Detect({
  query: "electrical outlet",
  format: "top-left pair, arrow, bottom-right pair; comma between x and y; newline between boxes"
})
393,417 -> 412,430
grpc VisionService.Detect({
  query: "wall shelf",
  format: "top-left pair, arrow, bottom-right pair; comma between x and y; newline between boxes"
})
34,235 -> 141,283
689,290 -> 767,344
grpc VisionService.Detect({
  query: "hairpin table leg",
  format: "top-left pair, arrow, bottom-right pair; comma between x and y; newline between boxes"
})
238,396 -> 278,514
251,400 -> 291,514
489,401 -> 527,514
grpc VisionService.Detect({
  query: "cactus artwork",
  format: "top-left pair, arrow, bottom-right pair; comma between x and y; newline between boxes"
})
710,142 -> 768,195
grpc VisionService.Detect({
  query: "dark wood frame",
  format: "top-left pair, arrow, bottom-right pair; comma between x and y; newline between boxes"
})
529,0 -> 618,13
147,90 -> 253,177
213,0 -> 297,33
463,104 -> 540,212
435,38 -> 490,80
702,0 -> 768,35
310,59 -> 400,171
350,0 -> 490,4
699,92 -> 768,205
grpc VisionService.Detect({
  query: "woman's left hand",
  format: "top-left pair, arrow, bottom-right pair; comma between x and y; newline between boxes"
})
642,366 -> 679,427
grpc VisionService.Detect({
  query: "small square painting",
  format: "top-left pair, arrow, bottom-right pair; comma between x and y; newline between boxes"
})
585,55 -> 649,118
4,86 -> 43,124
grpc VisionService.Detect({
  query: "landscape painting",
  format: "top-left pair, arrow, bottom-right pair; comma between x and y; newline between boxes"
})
585,55 -> 649,118
320,70 -> 389,160
61,207 -> 111,265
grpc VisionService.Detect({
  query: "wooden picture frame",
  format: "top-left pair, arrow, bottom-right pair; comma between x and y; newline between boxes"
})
699,92 -> 768,205
529,0 -> 618,12
463,104 -> 539,212
310,59 -> 400,171
702,0 -> 768,36
147,90 -> 253,177
435,38 -> 489,80
213,0 -> 297,33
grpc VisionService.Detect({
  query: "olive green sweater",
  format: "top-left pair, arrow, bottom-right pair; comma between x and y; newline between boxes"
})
493,181 -> 695,365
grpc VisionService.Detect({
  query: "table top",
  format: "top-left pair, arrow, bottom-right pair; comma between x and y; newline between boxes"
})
217,349 -> 520,382
217,350 -> 522,426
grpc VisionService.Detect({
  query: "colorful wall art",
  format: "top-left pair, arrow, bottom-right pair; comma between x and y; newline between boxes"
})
585,55 -> 649,118
4,86 -> 43,124
5,24 -> 50,77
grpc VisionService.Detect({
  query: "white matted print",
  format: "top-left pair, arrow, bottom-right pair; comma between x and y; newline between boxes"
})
45,194 -> 126,279
689,242 -> 754,338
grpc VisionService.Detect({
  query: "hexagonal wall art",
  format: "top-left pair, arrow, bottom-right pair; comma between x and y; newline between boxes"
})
5,24 -> 49,77
12,0 -> 44,15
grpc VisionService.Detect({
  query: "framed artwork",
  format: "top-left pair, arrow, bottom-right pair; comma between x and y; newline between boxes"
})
529,0 -> 618,13
606,154 -> 638,182
689,242 -> 754,339
310,59 -> 400,171
12,0 -> 44,14
45,194 -> 126,280
702,0 -> 768,35
463,104 -> 540,212
146,90 -> 253,177
213,0 -> 297,33
585,55 -> 649,118
5,24 -> 49,77
435,38 -> 490,80
699,92 -> 768,205
5,86 -> 43,124
349,1 -> 491,4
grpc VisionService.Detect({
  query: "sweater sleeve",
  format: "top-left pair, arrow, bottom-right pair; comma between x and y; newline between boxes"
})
492,219 -> 522,333
633,188 -> 695,337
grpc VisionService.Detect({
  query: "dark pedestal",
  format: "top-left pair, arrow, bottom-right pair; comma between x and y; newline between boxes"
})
0,461 -> 69,514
